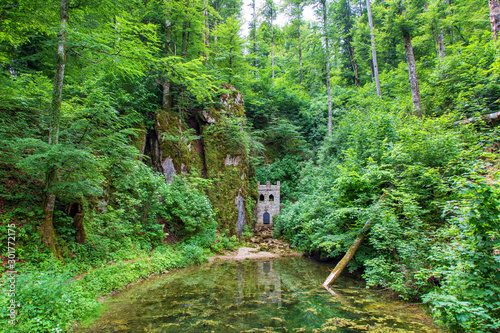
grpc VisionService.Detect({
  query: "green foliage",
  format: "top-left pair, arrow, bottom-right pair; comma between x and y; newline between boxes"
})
275,104 -> 499,328
2,0 -> 500,332
422,182 -> 500,332
424,35 -> 500,117
0,246 -> 204,332
256,154 -> 303,202
0,262 -> 98,333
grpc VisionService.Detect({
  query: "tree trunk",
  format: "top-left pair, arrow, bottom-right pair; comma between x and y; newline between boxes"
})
252,0 -> 258,72
326,36 -> 332,137
323,192 -> 388,287
321,0 -> 332,136
203,0 -> 209,61
323,218 -> 372,287
437,32 -> 446,58
162,80 -> 171,111
366,0 -> 381,97
182,22 -> 188,57
271,15 -> 275,79
490,0 -> 500,39
298,3 -> 303,86
436,0 -> 447,58
68,202 -> 86,244
160,16 -> 172,112
403,31 -> 422,117
347,38 -> 361,88
41,0 -> 69,258
345,0 -> 360,88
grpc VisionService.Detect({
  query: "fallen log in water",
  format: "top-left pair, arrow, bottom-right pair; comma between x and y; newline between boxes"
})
322,218 -> 372,287
323,192 -> 388,287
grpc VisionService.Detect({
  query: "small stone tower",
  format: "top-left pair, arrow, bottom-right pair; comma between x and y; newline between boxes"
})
255,181 -> 280,227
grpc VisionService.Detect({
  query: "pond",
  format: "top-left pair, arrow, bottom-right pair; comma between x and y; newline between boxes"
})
81,257 -> 440,332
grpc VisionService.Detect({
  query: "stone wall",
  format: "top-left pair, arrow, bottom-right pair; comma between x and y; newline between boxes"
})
255,181 -> 281,227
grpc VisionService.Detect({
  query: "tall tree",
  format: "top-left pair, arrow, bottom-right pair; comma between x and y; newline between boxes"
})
401,0 -> 422,116
335,0 -> 361,87
283,0 -> 306,85
262,0 -> 277,79
366,0 -> 381,96
437,0 -> 448,58
249,0 -> 259,73
379,0 -> 423,116
403,28 -> 421,116
316,0 -> 333,135
41,0 -> 69,257
213,15 -> 246,84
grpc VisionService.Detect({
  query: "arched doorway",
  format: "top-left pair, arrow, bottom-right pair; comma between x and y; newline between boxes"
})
263,212 -> 270,225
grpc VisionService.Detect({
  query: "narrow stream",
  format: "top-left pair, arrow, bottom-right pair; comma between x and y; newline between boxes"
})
81,257 -> 440,332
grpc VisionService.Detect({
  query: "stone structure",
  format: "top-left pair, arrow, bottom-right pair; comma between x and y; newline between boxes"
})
255,181 -> 280,227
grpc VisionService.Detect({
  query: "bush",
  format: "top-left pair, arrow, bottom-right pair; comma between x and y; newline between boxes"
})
275,105 -> 499,320
0,246 -> 204,332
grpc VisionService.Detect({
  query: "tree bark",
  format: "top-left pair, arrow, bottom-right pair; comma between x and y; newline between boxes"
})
68,202 -> 86,244
41,0 -> 69,258
162,79 -> 171,111
490,0 -> 500,39
345,0 -> 360,88
436,0 -> 447,58
203,0 -> 209,61
271,13 -> 275,79
320,0 -> 332,136
252,0 -> 258,71
403,31 -> 422,117
437,32 -> 446,58
297,2 -> 303,86
326,32 -> 332,137
347,38 -> 361,88
366,0 -> 381,97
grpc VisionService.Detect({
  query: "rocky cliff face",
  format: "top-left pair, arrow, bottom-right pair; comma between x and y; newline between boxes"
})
201,85 -> 256,237
135,84 -> 257,236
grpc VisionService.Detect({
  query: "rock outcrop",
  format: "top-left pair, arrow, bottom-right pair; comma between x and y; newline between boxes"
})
136,84 -> 257,237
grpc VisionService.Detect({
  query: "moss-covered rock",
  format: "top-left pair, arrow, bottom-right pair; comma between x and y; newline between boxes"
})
201,85 -> 256,236
130,123 -> 147,158
155,110 -> 203,181
150,85 -> 257,237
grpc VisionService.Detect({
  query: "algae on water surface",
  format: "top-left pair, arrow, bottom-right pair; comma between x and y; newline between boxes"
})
80,257 -> 441,332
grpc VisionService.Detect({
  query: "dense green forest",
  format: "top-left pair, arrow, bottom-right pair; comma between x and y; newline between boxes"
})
0,0 -> 499,331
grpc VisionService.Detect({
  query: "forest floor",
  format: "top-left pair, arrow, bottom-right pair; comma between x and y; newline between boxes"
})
209,227 -> 302,262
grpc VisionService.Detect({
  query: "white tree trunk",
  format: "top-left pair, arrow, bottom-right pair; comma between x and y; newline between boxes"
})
403,32 -> 422,117
321,0 -> 332,136
271,16 -> 275,79
366,0 -> 381,97
298,4 -> 303,86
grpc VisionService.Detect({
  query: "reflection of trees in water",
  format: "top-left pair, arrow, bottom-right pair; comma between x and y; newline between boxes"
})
85,258 -> 437,332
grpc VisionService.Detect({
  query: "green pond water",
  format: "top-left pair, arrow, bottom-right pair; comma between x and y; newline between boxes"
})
82,257 -> 440,332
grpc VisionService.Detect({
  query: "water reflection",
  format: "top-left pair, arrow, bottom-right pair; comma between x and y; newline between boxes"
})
80,258 -> 440,333
257,261 -> 281,306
